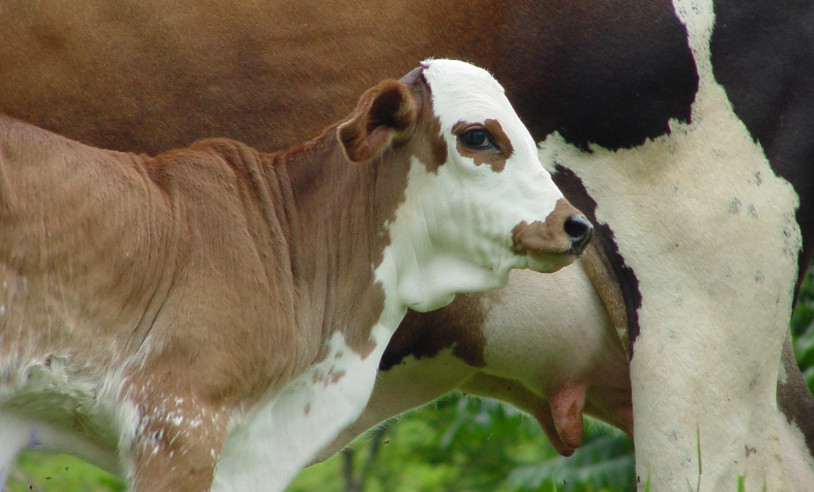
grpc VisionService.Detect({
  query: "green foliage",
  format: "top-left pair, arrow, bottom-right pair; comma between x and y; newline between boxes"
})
4,452 -> 125,492
507,430 -> 633,492
792,268 -> 814,391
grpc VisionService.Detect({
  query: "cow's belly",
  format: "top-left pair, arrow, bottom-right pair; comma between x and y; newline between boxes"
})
212,330 -> 387,492
540,2 -> 801,488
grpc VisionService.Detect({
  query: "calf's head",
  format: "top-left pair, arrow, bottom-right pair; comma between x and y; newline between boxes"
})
338,59 -> 590,311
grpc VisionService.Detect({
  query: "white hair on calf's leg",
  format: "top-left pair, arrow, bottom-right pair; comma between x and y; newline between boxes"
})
0,414 -> 32,486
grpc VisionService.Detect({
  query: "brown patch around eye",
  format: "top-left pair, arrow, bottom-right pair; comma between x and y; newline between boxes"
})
452,119 -> 514,172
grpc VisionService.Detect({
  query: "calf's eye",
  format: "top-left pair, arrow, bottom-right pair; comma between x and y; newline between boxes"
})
459,128 -> 499,151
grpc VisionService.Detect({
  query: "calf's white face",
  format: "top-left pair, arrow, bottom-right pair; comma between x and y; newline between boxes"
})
383,59 -> 589,312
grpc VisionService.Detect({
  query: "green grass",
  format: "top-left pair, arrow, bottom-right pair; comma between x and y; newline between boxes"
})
4,451 -> 124,492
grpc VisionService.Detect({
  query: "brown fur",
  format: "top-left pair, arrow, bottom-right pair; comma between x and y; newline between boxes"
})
0,0 -> 505,155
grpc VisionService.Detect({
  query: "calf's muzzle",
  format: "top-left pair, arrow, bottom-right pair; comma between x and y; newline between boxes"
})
511,199 -> 593,262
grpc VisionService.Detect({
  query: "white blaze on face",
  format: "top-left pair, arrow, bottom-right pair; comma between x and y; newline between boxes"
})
378,59 -> 570,313
539,2 -> 802,490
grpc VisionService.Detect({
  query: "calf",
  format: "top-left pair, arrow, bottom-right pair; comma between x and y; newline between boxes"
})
0,59 -> 589,491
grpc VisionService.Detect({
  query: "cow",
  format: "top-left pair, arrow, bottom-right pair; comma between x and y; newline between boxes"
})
0,59 -> 591,492
1,0 -> 813,489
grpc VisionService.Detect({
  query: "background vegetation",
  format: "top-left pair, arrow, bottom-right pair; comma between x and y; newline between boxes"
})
6,269 -> 814,492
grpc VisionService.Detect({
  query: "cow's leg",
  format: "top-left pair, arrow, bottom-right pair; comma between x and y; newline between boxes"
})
550,3 -> 801,487
125,391 -> 229,492
0,413 -> 33,488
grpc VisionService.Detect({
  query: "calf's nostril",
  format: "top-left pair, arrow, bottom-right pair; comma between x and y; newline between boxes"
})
564,214 -> 593,254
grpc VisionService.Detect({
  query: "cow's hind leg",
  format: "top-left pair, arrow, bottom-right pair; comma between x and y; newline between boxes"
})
0,413 -> 34,488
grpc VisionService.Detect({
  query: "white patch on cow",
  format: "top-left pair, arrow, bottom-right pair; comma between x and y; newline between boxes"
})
378,156 -> 517,312
480,266 -> 616,379
540,2 -> 801,489
479,266 -> 630,430
0,413 -> 32,484
778,355 -> 789,385
213,330 -> 388,492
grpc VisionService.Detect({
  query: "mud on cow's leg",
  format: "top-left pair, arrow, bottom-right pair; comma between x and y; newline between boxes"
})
126,386 -> 229,492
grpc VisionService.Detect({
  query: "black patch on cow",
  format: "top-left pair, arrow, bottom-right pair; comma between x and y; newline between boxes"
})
553,165 -> 643,352
710,0 -> 814,289
491,0 -> 698,151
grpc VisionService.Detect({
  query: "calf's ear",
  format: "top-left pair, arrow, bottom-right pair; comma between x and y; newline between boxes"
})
338,80 -> 417,163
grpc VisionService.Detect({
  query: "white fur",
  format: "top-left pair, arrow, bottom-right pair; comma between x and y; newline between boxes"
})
0,369 -> 143,492
539,2 -> 801,489
0,352 -> 138,477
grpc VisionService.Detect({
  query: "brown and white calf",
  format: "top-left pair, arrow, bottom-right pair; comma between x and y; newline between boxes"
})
0,59 -> 590,491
